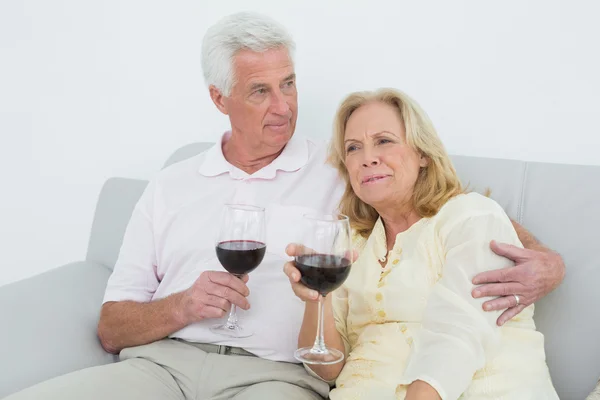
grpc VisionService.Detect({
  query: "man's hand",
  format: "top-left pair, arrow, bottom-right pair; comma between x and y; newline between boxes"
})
472,240 -> 565,326
98,271 -> 250,353
178,271 -> 250,324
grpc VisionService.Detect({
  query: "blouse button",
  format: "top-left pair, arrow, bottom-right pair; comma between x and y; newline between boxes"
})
375,292 -> 383,302
377,310 -> 386,318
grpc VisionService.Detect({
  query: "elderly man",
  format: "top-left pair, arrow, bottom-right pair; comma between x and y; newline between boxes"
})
6,11 -> 564,400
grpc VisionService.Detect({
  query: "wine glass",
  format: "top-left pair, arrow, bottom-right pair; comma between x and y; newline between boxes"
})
210,204 -> 266,338
294,213 -> 353,364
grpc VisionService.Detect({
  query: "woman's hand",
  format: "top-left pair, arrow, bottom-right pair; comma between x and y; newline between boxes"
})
283,243 -> 358,302
282,243 -> 355,383
283,243 -> 321,302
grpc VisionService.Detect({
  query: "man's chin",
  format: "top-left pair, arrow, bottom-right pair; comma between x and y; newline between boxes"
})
265,128 -> 294,146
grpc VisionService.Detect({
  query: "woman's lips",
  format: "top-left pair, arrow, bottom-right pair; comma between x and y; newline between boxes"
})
361,175 -> 390,185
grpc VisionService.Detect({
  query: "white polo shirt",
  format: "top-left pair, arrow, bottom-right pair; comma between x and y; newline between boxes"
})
103,132 -> 345,362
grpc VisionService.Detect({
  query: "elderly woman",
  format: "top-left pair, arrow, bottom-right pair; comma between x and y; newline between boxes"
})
284,89 -> 559,399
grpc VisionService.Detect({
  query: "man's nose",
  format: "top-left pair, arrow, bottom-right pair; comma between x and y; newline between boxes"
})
270,91 -> 291,116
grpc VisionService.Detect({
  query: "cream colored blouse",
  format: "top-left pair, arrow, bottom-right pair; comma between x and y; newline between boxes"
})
329,193 -> 558,400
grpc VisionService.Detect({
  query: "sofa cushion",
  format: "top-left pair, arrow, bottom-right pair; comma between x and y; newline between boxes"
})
0,261 -> 116,398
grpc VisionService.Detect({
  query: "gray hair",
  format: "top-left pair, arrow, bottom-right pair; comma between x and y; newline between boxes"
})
201,12 -> 296,96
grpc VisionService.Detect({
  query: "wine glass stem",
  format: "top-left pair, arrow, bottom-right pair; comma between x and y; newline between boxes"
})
224,274 -> 242,329
311,294 -> 327,353
225,304 -> 238,329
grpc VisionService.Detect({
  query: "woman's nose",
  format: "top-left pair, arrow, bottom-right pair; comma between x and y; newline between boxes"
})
362,146 -> 379,168
361,156 -> 380,168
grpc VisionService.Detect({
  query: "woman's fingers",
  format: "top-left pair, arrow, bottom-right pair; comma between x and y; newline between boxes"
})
283,262 -> 301,282
286,243 -> 309,257
292,282 -> 320,301
283,261 -> 319,301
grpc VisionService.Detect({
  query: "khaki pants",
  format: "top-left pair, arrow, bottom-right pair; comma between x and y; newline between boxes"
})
5,339 -> 329,400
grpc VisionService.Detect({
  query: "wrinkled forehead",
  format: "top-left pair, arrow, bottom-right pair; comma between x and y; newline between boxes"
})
344,103 -> 405,140
233,48 -> 295,86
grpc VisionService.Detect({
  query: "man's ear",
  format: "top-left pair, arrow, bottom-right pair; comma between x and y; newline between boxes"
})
209,85 -> 228,115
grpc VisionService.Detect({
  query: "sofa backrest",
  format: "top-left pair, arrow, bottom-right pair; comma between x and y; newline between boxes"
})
87,143 -> 600,400
86,142 -> 213,270
86,177 -> 148,270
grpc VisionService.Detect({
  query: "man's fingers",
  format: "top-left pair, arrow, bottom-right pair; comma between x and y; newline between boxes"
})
204,294 -> 231,312
199,305 -> 228,320
209,283 -> 250,310
207,271 -> 250,296
472,282 -> 524,299
490,240 -> 529,262
203,276 -> 250,310
496,304 -> 527,326
480,292 -> 524,312
472,266 -> 517,285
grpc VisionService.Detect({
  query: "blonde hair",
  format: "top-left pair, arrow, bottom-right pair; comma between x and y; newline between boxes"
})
329,88 -> 464,238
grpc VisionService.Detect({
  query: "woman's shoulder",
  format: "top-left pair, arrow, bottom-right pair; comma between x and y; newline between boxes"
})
433,192 -> 511,228
431,193 -> 520,247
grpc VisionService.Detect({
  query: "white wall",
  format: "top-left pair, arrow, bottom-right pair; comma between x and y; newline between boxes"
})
1,0 -> 598,287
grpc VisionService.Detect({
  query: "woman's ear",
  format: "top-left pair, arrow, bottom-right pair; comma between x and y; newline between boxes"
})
419,155 -> 430,168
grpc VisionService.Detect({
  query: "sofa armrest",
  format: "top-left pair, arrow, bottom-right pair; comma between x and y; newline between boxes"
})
0,261 -> 117,398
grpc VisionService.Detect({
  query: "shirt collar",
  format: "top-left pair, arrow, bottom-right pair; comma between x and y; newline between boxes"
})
198,131 -> 310,180
369,215 -> 428,262
197,132 -> 233,177
371,217 -> 388,262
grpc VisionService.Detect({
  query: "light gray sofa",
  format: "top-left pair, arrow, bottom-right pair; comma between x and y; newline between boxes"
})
1,143 -> 599,400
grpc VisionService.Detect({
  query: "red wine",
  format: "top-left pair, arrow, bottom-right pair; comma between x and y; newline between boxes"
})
216,240 -> 266,276
295,254 -> 351,296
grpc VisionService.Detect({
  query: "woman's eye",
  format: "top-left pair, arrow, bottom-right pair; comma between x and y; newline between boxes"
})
378,138 -> 392,145
346,145 -> 358,153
